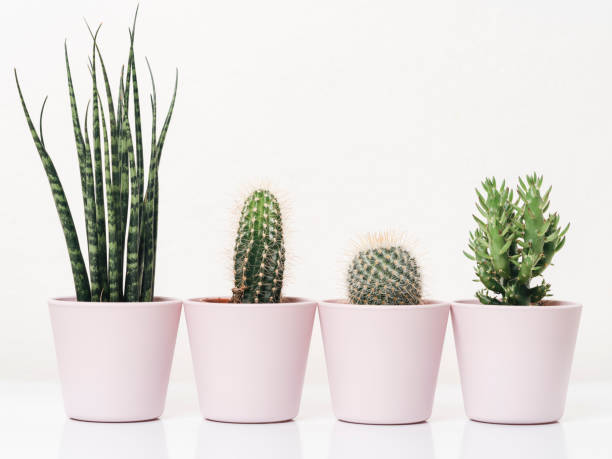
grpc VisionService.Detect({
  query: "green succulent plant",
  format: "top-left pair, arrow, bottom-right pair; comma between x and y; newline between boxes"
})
231,189 -> 286,304
15,10 -> 178,302
347,233 -> 423,305
465,174 -> 569,305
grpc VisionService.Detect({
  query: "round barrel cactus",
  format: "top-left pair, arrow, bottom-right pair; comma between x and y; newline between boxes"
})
347,235 -> 423,305
231,189 -> 285,304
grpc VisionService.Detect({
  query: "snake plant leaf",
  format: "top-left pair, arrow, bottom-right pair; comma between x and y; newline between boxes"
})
91,26 -> 109,300
122,24 -> 143,302
138,59 -> 158,302
18,10 -> 176,303
118,74 -> 130,277
65,45 -> 101,299
15,71 -> 91,301
97,92 -> 121,301
81,100 -> 101,300
89,28 -> 122,294
38,96 -> 48,148
123,118 -> 140,301
128,29 -> 144,232
146,58 -> 157,152
155,70 -> 178,163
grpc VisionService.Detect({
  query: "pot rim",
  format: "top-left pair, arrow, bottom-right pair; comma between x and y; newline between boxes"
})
319,298 -> 450,311
184,296 -> 316,308
452,298 -> 582,310
48,296 -> 181,309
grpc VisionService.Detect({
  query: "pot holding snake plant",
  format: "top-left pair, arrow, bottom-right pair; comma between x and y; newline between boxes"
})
16,11 -> 181,422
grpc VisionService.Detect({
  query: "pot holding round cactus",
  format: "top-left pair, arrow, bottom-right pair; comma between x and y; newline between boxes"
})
17,11 -> 181,422
319,233 -> 450,425
455,174 -> 581,424
184,189 -> 316,423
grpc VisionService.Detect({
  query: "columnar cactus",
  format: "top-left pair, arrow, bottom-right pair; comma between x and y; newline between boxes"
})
347,234 -> 423,305
231,189 -> 285,304
465,174 -> 569,305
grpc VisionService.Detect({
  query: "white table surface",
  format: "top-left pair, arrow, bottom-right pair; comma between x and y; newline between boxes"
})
1,381 -> 610,458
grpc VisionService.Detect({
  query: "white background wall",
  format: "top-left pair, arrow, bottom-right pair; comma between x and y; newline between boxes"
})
1,0 -> 611,386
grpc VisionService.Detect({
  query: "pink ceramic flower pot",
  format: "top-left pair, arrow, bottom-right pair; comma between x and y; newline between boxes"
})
48,297 -> 182,422
184,297 -> 316,423
318,299 -> 450,424
451,299 -> 582,424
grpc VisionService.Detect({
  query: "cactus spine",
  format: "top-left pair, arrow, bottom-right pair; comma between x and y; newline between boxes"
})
465,174 -> 569,305
347,233 -> 423,305
231,189 -> 285,304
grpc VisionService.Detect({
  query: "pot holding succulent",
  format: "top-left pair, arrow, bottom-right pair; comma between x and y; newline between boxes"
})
455,174 -> 581,424
15,12 -> 180,422
318,233 -> 450,424
184,189 -> 316,423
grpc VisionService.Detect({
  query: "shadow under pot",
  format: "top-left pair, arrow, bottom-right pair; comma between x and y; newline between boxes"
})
451,299 -> 582,425
183,297 -> 316,423
318,299 -> 450,425
48,297 -> 182,422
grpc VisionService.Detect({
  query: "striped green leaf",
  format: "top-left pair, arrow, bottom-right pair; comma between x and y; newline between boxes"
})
15,71 -> 91,301
81,101 -> 102,300
18,9 -> 177,303
91,27 -> 109,300
97,92 -> 121,301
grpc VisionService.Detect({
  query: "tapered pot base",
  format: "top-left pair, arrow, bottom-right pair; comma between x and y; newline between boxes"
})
468,417 -> 560,426
452,299 -> 582,425
49,297 -> 182,423
319,299 -> 450,425
204,417 -> 294,424
184,297 -> 316,423
338,417 -> 428,426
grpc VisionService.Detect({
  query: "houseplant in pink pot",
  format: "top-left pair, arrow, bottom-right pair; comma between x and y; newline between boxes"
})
15,12 -> 181,422
184,189 -> 316,423
319,233 -> 450,424
454,174 -> 581,424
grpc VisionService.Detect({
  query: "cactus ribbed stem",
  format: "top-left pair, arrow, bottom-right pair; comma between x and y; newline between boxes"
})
232,189 -> 285,304
347,240 -> 423,305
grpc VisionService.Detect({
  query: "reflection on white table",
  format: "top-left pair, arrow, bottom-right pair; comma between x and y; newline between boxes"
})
196,419 -> 302,459
1,382 -> 611,458
329,420 -> 434,459
460,421 -> 567,459
59,419 -> 170,459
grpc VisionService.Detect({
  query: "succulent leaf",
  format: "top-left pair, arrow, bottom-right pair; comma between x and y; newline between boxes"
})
466,174 -> 568,305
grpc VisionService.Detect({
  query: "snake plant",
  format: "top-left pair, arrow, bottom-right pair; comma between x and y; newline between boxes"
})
15,10 -> 178,302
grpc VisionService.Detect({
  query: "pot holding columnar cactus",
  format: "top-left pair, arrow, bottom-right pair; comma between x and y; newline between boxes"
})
319,233 -> 450,424
453,174 -> 581,424
184,189 -> 316,423
16,11 -> 180,422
